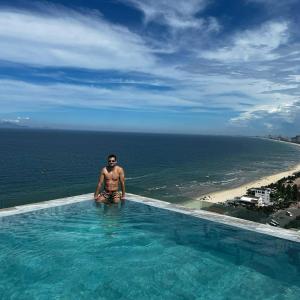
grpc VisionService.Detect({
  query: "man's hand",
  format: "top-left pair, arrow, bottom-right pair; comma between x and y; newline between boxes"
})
94,170 -> 104,201
121,194 -> 126,200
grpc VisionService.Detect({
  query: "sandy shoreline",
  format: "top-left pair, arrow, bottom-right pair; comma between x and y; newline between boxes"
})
184,140 -> 300,209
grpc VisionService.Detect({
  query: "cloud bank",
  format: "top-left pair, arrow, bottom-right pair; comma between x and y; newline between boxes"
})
0,8 -> 156,72
0,1 -> 300,134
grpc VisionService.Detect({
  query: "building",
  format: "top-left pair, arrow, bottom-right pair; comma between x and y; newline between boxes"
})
246,188 -> 272,206
267,135 -> 291,142
291,135 -> 300,144
238,196 -> 260,206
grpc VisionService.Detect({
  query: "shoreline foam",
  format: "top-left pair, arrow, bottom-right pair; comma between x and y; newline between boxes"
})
184,140 -> 300,209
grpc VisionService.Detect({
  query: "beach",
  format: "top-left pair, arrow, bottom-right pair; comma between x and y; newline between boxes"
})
184,141 -> 300,209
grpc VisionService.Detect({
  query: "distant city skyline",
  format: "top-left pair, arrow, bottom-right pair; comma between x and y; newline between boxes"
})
1,0 -> 300,135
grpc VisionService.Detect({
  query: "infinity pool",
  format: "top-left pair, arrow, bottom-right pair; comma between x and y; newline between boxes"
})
1,198 -> 300,299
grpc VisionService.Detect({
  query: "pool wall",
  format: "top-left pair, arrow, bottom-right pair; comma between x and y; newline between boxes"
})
1,193 -> 300,243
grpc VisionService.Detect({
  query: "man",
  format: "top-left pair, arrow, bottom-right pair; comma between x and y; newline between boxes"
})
94,154 -> 125,203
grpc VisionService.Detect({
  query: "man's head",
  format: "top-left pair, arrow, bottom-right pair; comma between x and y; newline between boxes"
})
107,154 -> 117,167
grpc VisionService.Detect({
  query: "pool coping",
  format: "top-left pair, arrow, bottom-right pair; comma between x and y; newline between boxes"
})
1,193 -> 300,243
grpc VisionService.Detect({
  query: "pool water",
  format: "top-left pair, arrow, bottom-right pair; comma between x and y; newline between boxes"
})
1,200 -> 300,299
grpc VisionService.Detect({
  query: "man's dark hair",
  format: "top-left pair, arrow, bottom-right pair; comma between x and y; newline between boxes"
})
107,154 -> 117,161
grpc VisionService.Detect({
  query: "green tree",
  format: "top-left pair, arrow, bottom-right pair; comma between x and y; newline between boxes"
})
277,183 -> 285,198
292,184 -> 298,202
285,185 -> 292,203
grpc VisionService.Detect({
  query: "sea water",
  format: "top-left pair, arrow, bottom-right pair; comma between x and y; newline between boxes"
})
1,128 -> 300,208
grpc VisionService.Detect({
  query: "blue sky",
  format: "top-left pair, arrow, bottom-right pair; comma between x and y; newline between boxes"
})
0,0 -> 300,135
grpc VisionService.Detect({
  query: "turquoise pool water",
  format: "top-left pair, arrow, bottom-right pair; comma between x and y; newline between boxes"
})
1,200 -> 300,299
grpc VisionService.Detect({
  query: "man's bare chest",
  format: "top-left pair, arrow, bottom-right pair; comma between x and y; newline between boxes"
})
104,170 -> 119,181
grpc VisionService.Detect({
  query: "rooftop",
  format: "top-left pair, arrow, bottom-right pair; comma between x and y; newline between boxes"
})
1,193 -> 300,243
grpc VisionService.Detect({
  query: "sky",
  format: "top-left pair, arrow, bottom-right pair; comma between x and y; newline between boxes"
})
0,0 -> 300,135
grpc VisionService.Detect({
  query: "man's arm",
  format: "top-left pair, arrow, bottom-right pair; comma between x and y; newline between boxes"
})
94,169 -> 105,200
119,167 -> 125,200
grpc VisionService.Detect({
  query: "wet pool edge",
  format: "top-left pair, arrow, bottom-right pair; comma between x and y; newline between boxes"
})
1,193 -> 300,243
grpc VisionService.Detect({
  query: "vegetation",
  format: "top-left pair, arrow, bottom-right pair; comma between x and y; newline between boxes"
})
266,174 -> 299,209
221,171 -> 300,228
244,173 -> 300,211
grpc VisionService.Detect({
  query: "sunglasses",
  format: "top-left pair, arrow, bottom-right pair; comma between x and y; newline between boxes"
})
108,160 -> 116,162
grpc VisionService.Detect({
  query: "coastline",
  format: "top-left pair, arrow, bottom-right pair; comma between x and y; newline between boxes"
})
184,140 -> 300,209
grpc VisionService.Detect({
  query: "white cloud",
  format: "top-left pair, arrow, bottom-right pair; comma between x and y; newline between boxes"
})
0,4 -> 299,134
1,72 -> 297,115
1,119 -> 20,124
0,79 -> 201,113
1,69 -> 300,134
0,116 -> 30,124
288,75 -> 300,82
230,101 -> 299,127
0,8 -> 157,72
122,0 -> 220,33
246,0 -> 298,8
263,122 -> 274,130
17,116 -> 30,120
201,21 -> 289,62
122,0 -> 209,29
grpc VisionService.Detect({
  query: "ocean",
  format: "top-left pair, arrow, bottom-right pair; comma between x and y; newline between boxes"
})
1,128 -> 300,209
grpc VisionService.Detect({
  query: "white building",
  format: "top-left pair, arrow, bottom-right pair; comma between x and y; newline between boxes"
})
248,188 -> 272,206
239,196 -> 260,206
291,135 -> 300,143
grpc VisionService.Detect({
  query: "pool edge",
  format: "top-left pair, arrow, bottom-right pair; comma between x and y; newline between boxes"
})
1,193 -> 300,243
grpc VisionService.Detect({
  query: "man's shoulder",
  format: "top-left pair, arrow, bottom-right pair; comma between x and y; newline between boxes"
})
116,166 -> 124,174
101,166 -> 107,173
116,165 -> 124,172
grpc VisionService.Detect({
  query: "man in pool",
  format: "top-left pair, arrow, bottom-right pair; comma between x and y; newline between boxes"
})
94,154 -> 125,204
